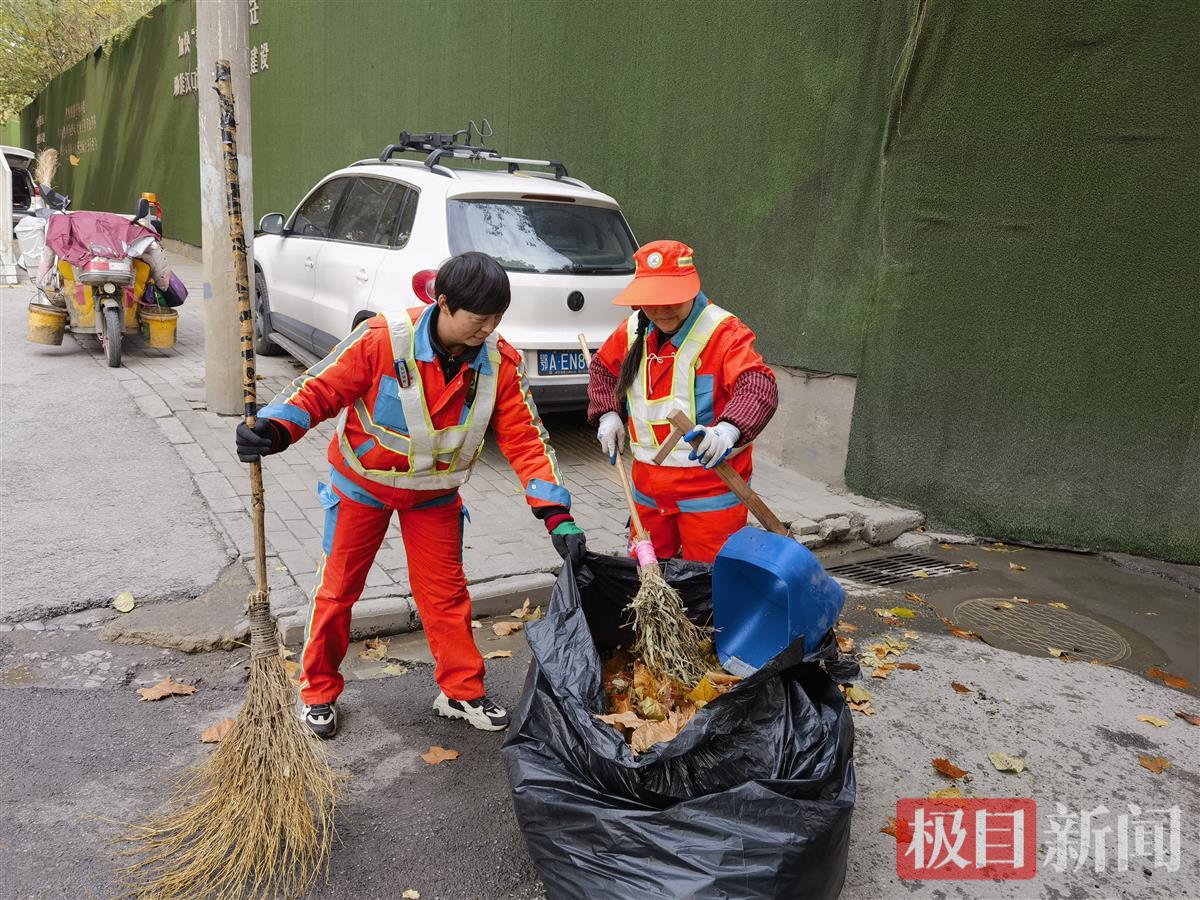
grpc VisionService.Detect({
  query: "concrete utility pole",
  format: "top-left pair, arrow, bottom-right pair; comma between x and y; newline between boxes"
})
197,0 -> 254,415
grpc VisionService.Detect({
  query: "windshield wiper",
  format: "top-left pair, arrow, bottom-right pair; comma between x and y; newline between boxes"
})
568,264 -> 635,274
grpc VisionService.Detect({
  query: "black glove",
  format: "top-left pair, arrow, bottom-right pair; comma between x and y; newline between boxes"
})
550,521 -> 588,568
235,419 -> 289,462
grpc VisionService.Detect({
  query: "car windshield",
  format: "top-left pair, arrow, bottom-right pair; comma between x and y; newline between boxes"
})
447,199 -> 636,274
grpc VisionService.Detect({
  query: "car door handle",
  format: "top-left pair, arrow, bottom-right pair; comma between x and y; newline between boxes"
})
303,257 -> 314,269
355,270 -> 369,283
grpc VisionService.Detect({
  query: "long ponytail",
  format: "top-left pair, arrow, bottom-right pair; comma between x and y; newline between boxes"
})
614,311 -> 650,402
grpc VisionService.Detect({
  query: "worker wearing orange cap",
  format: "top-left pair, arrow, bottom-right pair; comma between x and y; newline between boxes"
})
587,240 -> 778,563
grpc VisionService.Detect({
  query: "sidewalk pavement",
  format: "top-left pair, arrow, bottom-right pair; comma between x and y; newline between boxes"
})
77,255 -> 924,645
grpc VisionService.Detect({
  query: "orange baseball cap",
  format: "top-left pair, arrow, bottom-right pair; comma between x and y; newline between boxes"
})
612,240 -> 701,307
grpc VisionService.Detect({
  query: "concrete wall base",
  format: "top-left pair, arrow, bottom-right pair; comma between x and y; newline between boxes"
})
756,366 -> 857,489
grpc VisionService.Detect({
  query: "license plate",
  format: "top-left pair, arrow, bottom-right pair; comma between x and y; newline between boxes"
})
536,349 -> 588,376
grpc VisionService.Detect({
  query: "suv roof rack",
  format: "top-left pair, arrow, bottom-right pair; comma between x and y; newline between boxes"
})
374,124 -> 573,182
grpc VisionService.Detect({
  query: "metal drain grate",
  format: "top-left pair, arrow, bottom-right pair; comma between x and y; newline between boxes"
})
827,553 -> 973,586
952,599 -> 1130,663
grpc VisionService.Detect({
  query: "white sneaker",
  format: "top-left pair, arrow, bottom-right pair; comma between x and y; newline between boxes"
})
433,691 -> 510,731
301,702 -> 338,738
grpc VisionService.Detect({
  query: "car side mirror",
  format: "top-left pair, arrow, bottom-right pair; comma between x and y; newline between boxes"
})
259,213 -> 285,235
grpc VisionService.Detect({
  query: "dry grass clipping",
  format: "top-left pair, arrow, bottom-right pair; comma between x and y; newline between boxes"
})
628,563 -> 712,686
118,602 -> 337,900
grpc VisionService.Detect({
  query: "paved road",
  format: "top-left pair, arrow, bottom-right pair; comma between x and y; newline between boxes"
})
0,282 -> 230,621
1,566 -> 1196,899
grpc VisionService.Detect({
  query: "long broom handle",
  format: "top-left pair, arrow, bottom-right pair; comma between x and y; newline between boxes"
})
578,335 -> 650,543
215,62 -> 270,607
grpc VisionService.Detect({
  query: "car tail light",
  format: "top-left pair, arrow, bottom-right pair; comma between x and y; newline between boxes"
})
412,269 -> 437,304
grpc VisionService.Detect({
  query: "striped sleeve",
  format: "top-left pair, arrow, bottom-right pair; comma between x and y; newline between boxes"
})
719,370 -> 779,445
490,354 -> 571,512
259,319 -> 381,442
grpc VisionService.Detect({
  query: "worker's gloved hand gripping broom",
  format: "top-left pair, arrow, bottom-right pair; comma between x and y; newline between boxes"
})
578,337 -> 710,686
122,62 -> 336,900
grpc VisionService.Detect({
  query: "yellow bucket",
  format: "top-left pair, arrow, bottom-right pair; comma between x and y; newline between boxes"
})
27,303 -> 69,345
141,306 -> 179,349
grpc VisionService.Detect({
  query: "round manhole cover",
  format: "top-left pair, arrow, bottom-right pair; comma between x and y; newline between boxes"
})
952,598 -> 1131,663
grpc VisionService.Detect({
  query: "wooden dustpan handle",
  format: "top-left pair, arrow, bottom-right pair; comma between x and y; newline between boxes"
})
665,410 -> 789,536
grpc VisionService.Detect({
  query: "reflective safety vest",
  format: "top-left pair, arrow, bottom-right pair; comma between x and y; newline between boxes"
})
625,301 -> 735,467
335,311 -> 502,490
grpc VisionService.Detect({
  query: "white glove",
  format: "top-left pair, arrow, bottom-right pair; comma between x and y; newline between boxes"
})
597,411 -> 626,464
685,421 -> 740,469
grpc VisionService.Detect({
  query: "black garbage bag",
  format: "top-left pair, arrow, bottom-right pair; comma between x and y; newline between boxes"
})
502,553 -> 857,900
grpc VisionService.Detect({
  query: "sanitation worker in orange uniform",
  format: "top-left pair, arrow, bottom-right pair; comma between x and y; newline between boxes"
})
587,240 -> 778,563
235,252 -> 585,738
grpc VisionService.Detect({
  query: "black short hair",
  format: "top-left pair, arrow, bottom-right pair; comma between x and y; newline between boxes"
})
435,252 -> 511,315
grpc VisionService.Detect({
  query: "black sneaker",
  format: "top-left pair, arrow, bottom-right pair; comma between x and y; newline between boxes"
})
302,702 -> 338,739
433,691 -> 510,731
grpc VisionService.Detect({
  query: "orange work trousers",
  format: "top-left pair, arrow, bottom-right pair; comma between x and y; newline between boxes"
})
634,500 -> 747,564
299,483 -> 481,705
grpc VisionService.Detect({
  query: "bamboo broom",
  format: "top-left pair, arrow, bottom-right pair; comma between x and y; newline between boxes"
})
120,61 -> 336,900
579,336 -> 710,685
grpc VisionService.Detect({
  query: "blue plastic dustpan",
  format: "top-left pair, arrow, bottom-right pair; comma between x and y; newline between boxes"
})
712,526 -> 846,675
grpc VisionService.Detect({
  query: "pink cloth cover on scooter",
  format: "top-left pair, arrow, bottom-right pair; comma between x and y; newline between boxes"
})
45,211 -> 158,268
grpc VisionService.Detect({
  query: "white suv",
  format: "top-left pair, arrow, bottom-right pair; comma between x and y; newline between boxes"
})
252,131 -> 637,410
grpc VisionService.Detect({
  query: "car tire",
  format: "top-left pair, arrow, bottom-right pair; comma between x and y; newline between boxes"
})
352,310 -> 376,329
254,269 -> 283,356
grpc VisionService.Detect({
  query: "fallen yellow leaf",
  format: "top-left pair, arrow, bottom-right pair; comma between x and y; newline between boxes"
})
1009,563 -> 1027,572
484,650 -> 513,659
988,752 -> 1026,773
492,621 -> 524,637
889,607 -> 916,619
929,786 -> 962,799
1137,714 -> 1170,728
201,718 -> 235,743
595,710 -> 645,730
402,891 -> 421,900
357,637 -> 389,661
960,560 -> 979,570
1048,647 -> 1069,659
1048,602 -> 1069,609
903,592 -> 926,604
421,746 -> 460,765
911,570 -> 930,578
836,635 -> 856,654
1138,755 -> 1169,774
844,685 -> 871,704
870,664 -> 897,680
685,676 -> 721,708
113,592 -> 136,613
837,621 -> 858,633
993,601 -> 1015,609
137,677 -> 196,701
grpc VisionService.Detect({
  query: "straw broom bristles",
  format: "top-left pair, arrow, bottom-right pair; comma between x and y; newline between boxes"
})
34,148 -> 58,187
628,563 -> 712,687
118,596 -> 337,900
